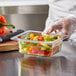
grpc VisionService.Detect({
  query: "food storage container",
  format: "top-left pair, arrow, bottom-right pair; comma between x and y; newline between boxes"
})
17,30 -> 62,56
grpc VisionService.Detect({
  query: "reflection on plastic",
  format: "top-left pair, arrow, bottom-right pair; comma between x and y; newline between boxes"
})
18,56 -> 61,76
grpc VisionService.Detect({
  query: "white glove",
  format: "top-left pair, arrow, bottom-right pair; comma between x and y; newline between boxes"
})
44,15 -> 76,37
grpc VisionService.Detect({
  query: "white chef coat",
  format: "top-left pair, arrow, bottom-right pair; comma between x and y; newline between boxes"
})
45,0 -> 76,30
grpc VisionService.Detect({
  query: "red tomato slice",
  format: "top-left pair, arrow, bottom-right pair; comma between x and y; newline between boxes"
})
44,51 -> 51,56
40,51 -> 51,56
18,35 -> 22,38
26,41 -> 30,44
32,49 -> 39,54
37,36 -> 44,41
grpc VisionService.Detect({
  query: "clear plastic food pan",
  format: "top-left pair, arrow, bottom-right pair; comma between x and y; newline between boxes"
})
17,30 -> 62,56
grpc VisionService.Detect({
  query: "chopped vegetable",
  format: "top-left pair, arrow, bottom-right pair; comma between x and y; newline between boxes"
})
33,36 -> 39,40
44,35 -> 54,41
30,33 -> 34,40
25,37 -> 30,40
41,47 -> 46,51
37,36 -> 44,41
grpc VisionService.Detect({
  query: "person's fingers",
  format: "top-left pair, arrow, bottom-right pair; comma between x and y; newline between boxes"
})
45,25 -> 54,34
45,23 -> 62,34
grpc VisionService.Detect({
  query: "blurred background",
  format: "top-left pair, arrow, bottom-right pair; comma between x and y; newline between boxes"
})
0,0 -> 49,31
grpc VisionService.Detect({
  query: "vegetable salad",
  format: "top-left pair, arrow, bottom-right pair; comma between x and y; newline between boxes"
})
18,32 -> 62,56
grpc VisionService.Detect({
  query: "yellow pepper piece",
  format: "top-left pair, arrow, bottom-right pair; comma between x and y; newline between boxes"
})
42,44 -> 49,48
30,33 -> 34,39
41,47 -> 46,50
33,36 -> 39,40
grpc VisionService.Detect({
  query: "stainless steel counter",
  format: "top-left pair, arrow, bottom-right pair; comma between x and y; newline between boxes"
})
0,41 -> 76,76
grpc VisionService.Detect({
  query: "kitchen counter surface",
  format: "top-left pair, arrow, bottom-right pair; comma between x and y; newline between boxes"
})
0,41 -> 76,76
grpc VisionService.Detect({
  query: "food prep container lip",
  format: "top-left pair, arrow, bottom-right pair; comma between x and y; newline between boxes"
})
17,30 -> 62,44
18,38 -> 62,44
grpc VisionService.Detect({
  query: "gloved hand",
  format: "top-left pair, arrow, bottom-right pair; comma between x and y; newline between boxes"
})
44,15 -> 76,37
